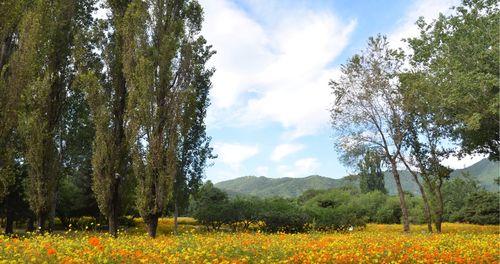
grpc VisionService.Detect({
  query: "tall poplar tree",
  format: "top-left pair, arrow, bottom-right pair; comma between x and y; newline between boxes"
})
79,0 -> 132,237
0,1 -> 33,204
9,0 -> 79,231
122,0 -> 214,238
172,51 -> 215,234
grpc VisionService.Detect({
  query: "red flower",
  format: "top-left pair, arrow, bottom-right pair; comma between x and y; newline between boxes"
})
47,248 -> 57,256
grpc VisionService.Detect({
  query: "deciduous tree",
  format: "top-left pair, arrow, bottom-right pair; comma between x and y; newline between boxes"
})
330,35 -> 411,232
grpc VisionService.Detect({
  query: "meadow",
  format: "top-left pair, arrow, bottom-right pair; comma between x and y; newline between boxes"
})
0,219 -> 498,263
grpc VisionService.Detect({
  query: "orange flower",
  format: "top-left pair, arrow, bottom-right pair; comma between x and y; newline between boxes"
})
47,248 -> 57,255
88,236 -> 100,247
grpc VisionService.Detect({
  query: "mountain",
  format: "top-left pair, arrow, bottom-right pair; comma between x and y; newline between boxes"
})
215,159 -> 499,197
215,175 -> 351,198
451,158 -> 499,191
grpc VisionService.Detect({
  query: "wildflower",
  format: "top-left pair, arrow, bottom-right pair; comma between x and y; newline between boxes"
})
88,236 -> 100,247
47,248 -> 56,256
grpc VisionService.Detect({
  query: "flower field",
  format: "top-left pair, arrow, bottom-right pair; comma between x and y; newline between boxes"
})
0,222 -> 498,263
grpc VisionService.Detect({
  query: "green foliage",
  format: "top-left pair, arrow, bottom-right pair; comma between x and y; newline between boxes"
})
407,0 -> 499,159
121,0 -> 214,237
330,34 -> 411,231
190,181 -> 229,230
259,198 -> 309,233
442,175 -> 499,224
374,196 -> 403,224
9,0 -> 94,229
462,190 -> 499,225
303,189 -> 365,231
358,151 -> 386,194
442,176 -> 479,222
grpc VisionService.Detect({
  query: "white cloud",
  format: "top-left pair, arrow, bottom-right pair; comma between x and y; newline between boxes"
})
277,157 -> 321,177
213,142 -> 259,169
200,0 -> 356,138
389,0 -> 459,49
441,153 -> 487,170
271,143 -> 305,161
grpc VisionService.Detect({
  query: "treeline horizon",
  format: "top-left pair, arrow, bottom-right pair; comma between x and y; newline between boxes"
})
190,175 -> 498,233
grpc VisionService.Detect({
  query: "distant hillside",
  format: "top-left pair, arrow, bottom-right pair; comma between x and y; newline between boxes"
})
215,175 -> 353,198
215,159 -> 499,197
451,158 -> 499,191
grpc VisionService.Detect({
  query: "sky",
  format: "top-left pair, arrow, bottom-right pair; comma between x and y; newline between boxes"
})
197,0 -> 485,183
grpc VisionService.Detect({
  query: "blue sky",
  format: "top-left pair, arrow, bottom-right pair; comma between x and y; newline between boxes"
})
198,0 -> 479,183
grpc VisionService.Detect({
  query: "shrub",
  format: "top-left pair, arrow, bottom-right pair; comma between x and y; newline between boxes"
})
259,198 -> 309,233
303,189 -> 366,231
463,191 -> 500,225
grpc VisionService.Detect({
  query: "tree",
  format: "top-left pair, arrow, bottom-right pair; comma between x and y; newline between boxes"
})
358,150 -> 387,194
77,0 -> 132,237
463,190 -> 499,225
407,0 -> 499,160
0,0 -> 31,204
10,0 -> 85,231
0,154 -> 31,234
330,35 -> 411,232
56,79 -> 99,227
122,0 -> 213,237
172,37 -> 215,234
399,71 -> 455,233
191,181 -> 229,231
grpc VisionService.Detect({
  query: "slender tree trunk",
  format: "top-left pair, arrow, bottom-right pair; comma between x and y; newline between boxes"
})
37,213 -> 46,233
26,216 -> 34,232
108,185 -> 119,238
173,199 -> 179,235
147,215 -> 158,238
48,192 -> 57,232
417,182 -> 433,233
400,157 -> 433,232
108,207 -> 118,238
390,160 -> 410,232
5,212 -> 13,234
434,187 -> 444,233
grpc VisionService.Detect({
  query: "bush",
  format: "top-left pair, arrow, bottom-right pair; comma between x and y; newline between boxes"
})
225,197 -> 263,231
259,198 -> 309,233
191,182 -> 229,230
374,196 -> 402,224
463,191 -> 499,225
303,189 -> 366,231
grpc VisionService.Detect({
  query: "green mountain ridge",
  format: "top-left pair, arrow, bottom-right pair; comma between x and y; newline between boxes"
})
215,159 -> 499,198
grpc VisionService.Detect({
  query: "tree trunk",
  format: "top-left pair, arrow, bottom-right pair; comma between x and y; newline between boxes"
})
390,161 -> 410,232
434,187 -> 444,233
403,163 -> 433,233
146,215 -> 158,238
37,213 -> 46,233
173,200 -> 179,235
5,212 -> 13,234
26,216 -> 35,232
109,204 -> 118,238
418,184 -> 433,233
48,193 -> 56,232
0,34 -> 14,71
